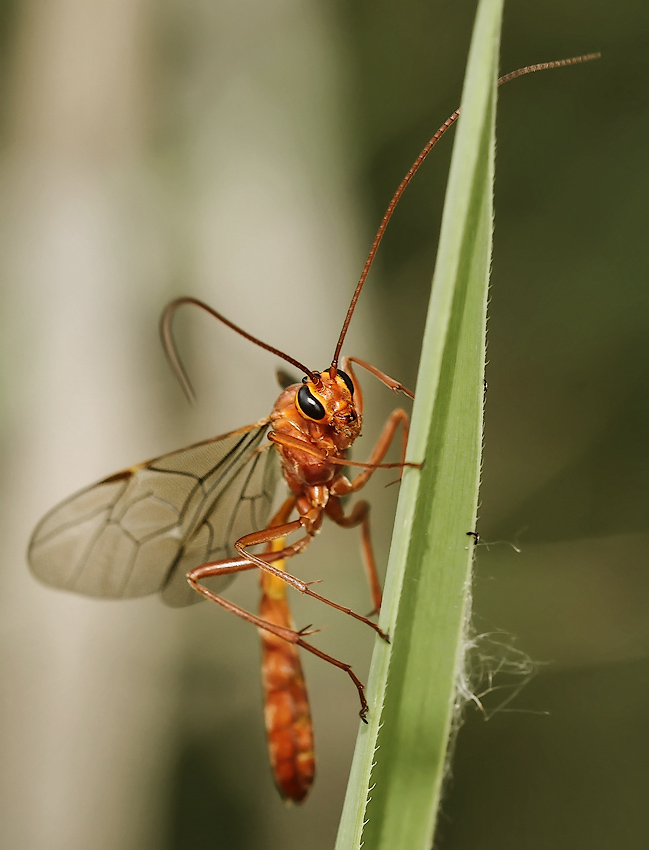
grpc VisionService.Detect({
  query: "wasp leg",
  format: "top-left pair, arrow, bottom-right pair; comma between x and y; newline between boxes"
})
187,547 -> 370,720
325,406 -> 411,614
230,523 -> 389,641
333,407 -> 411,497
268,429 -> 417,473
343,355 -> 414,399
326,497 -> 381,615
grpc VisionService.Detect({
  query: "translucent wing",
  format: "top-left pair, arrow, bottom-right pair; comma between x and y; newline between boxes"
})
28,421 -> 280,607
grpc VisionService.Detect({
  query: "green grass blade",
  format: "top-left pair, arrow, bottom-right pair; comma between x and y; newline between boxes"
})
334,0 -> 503,847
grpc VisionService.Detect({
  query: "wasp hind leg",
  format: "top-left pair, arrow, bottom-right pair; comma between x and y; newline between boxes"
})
186,511 -> 375,718
187,558 -> 371,720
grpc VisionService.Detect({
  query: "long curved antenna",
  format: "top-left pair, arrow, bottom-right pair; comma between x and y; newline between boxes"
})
161,296 -> 320,402
330,52 -> 601,370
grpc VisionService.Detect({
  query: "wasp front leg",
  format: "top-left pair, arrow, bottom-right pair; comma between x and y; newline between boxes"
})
342,355 -> 414,399
327,406 -> 410,613
341,406 -> 410,493
338,356 -> 413,487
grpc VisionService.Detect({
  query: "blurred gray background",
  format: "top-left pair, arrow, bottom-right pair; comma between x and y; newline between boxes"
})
0,0 -> 646,848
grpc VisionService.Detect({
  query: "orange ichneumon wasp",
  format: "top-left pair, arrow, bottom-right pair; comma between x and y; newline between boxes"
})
28,54 -> 599,803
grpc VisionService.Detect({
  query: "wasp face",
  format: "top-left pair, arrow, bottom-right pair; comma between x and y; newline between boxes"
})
295,368 -> 360,438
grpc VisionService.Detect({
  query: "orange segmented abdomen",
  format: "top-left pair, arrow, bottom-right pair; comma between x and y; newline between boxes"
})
259,536 -> 315,803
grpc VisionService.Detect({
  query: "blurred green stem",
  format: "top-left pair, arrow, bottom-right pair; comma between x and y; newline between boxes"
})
334,0 -> 502,847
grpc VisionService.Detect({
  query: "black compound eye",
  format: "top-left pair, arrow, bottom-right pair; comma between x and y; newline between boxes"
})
297,384 -> 326,421
337,369 -> 354,396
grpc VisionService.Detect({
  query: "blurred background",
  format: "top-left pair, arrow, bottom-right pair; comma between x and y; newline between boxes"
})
0,0 -> 646,848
